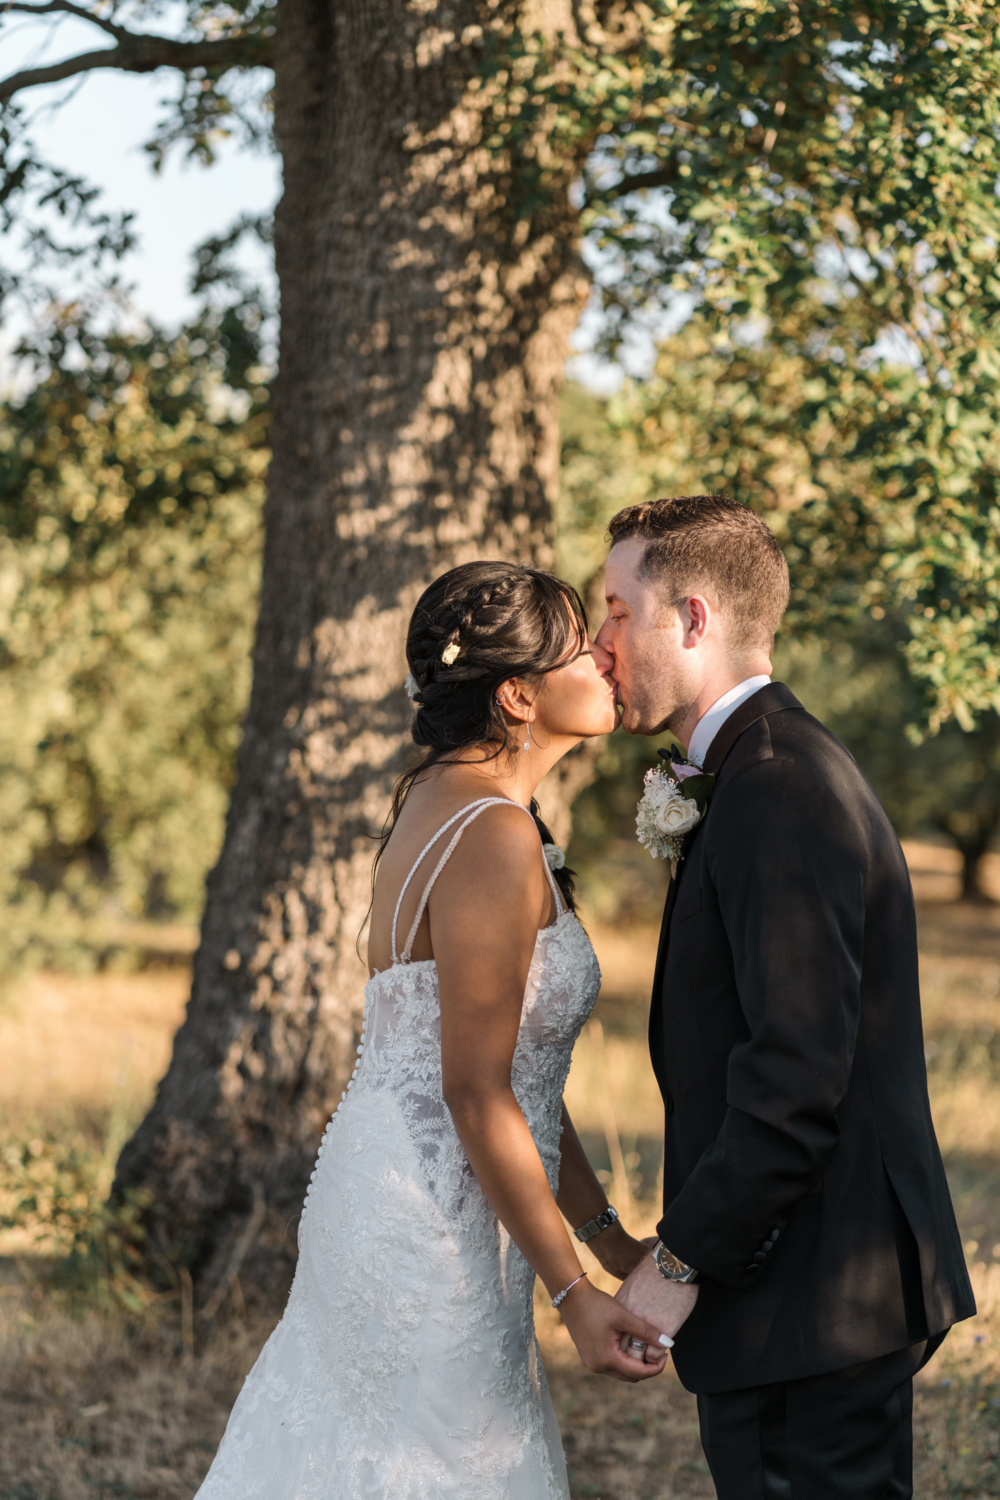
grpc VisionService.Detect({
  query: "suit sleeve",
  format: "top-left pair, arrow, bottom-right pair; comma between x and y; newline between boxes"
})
657,756 -> 867,1289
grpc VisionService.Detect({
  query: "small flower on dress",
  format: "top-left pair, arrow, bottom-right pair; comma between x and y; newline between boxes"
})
543,843 -> 566,871
440,641 -> 460,666
404,672 -> 421,703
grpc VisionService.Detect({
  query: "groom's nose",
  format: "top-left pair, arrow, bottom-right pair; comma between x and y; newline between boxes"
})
594,616 -> 614,655
592,638 -> 615,675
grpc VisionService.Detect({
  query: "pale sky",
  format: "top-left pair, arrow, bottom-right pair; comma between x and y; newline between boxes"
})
2,13 -> 280,330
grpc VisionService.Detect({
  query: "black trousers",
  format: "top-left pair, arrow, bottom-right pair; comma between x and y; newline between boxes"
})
696,1335 -> 946,1500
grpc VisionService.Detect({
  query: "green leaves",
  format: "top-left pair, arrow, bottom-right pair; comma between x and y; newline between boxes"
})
676,772 -> 716,811
534,3 -> 1000,730
0,319 -> 266,976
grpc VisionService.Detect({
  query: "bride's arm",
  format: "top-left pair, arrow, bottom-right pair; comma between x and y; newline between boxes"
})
432,810 -> 668,1383
555,1105 -> 650,1282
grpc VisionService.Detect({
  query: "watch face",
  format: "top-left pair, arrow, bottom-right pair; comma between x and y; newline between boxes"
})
656,1244 -> 688,1277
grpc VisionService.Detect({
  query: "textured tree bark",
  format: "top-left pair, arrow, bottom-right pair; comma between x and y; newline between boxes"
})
114,0 -> 590,1304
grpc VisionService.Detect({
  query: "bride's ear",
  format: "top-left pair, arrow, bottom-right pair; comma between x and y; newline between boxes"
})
495,678 -> 535,724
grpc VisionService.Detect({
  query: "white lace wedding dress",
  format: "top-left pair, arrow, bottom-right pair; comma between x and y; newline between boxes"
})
195,797 -> 602,1500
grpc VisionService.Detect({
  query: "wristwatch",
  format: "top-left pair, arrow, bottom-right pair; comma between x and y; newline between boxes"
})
653,1240 -> 699,1284
573,1205 -> 620,1243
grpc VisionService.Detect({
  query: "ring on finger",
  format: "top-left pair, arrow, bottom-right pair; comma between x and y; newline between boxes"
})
627,1337 -> 647,1355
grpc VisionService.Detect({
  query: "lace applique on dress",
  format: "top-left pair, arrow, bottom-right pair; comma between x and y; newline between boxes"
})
195,799 -> 601,1500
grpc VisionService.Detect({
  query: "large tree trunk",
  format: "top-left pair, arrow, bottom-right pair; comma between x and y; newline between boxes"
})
114,0 -> 588,1306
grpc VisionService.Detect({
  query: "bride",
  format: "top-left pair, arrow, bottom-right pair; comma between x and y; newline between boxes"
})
196,562 -> 670,1500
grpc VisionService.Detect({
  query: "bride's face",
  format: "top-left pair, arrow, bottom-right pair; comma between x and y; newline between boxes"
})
529,630 -> 618,743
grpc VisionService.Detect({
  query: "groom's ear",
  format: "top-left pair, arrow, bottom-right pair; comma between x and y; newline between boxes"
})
678,594 -> 712,645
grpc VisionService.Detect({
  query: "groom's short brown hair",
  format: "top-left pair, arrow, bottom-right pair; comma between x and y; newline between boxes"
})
607,494 -> 790,654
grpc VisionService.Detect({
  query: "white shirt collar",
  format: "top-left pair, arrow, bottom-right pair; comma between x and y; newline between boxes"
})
686,676 -> 772,768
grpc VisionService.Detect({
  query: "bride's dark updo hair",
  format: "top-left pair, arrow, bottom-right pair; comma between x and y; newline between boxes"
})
384,560 -> 589,912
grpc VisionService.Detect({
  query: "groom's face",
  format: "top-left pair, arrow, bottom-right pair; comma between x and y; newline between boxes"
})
596,540 -> 696,736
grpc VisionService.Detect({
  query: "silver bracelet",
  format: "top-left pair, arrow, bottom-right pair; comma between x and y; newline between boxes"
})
573,1204 -> 619,1243
552,1271 -> 588,1309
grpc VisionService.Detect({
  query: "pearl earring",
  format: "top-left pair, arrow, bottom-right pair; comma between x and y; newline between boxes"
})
522,721 -> 532,753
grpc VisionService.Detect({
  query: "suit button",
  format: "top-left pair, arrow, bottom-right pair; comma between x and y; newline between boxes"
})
762,1238 -> 774,1252
752,1250 -> 767,1264
746,1263 -> 760,1274
666,1095 -> 675,1116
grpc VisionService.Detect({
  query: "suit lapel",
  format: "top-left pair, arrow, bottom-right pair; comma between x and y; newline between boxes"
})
651,682 -> 803,999
651,859 -> 682,1006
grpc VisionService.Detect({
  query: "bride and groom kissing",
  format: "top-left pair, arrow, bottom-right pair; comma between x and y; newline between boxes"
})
197,494 -> 974,1500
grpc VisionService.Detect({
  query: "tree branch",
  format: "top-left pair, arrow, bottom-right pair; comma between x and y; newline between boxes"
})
0,29 -> 272,101
2,2 -> 129,41
594,165 -> 679,201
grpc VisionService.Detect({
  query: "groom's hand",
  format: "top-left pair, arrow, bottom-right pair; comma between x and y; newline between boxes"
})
615,1249 -> 698,1363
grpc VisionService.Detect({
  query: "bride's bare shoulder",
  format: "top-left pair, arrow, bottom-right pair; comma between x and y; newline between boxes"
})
368,778 -> 546,971
377,779 -> 531,881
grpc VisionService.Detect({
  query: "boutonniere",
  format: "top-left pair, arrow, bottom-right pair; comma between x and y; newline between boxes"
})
635,750 -> 715,871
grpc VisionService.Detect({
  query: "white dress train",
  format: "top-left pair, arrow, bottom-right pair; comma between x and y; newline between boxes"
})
195,797 -> 602,1500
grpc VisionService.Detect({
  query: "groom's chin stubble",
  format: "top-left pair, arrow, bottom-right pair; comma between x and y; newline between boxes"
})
619,702 -> 667,737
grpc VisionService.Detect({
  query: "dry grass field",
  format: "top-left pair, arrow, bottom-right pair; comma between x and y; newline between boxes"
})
0,840 -> 998,1498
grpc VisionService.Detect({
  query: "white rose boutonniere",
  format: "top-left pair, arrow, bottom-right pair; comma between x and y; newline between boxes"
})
636,757 -> 715,863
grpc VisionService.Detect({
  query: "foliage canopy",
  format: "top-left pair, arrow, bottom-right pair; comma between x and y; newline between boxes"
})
2,1 -> 1000,726
1,0 -> 1000,965
526,0 -> 1000,728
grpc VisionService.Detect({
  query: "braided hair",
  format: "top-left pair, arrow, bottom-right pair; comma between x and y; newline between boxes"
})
383,561 -> 588,913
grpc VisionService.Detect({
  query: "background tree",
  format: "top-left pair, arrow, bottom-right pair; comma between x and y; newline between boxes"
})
3,0 -> 596,1299
559,303 -> 1000,900
779,631 -> 1000,903
3,0 -> 1000,1301
0,314 -> 267,978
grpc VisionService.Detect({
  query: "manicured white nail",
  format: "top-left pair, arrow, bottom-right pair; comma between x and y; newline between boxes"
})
658,1333 -> 674,1348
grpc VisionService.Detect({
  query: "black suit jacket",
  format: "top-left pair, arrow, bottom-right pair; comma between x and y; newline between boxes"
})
651,683 -> 974,1393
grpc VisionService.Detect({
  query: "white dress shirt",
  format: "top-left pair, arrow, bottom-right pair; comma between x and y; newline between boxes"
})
686,676 -> 772,768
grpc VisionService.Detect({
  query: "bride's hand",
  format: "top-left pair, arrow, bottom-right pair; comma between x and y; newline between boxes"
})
558,1278 -> 671,1383
586,1222 -> 652,1282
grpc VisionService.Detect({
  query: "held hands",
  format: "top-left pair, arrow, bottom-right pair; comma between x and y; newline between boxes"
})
585,1220 -> 652,1283
614,1246 -> 699,1366
558,1277 -> 672,1383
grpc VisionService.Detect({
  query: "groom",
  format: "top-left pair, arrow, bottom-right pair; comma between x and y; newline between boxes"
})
595,495 -> 975,1498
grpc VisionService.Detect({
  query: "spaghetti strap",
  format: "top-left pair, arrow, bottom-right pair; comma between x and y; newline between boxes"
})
391,799 -> 508,964
391,797 -> 556,965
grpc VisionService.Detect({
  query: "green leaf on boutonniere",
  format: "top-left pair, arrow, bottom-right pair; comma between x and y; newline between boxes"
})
679,773 -> 715,812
